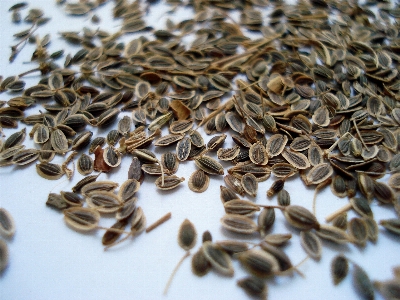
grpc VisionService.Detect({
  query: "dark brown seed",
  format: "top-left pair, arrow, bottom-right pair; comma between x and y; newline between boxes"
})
331,255 -> 349,285
237,276 -> 267,298
178,219 -> 197,251
352,264 -> 375,300
191,248 -> 211,277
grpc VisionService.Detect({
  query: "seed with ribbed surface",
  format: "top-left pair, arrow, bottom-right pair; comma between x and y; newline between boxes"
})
63,207 -> 100,231
202,241 -> 234,276
283,205 -> 319,230
221,214 -> 258,235
0,208 -> 16,238
237,249 -> 279,278
195,156 -> 224,175
188,169 -> 209,193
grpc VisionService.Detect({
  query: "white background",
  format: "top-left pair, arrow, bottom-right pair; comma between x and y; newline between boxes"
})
0,1 -> 399,300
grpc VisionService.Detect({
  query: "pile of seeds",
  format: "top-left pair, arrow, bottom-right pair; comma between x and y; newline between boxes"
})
1,0 -> 400,298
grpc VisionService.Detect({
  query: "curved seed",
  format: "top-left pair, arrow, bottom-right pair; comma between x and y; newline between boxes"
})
202,241 -> 234,276
0,208 -> 16,238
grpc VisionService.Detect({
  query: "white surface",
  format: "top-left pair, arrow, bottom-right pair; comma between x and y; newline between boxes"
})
0,1 -> 399,300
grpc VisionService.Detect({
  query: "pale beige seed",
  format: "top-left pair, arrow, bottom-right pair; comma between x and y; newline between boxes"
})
225,112 -> 245,134
63,207 -> 100,231
60,191 -> 83,207
176,137 -> 191,161
154,134 -> 184,146
81,181 -> 119,196
178,219 -> 197,251
118,179 -> 140,202
263,233 -> 292,247
36,162 -> 65,180
169,119 -> 193,134
141,164 -> 165,176
249,142 -> 268,165
290,135 -> 311,152
4,128 -> 26,149
282,149 -> 310,169
72,131 -> 92,150
228,163 -> 271,182
331,255 -> 349,285
306,163 -> 333,185
221,214 -> 258,235
103,146 -> 122,167
271,163 -> 297,178
312,105 -> 330,127
237,249 -> 279,278
283,205 -> 319,230
50,129 -> 68,154
86,191 -> 122,214
224,200 -> 260,217
155,175 -> 185,190
308,143 -> 324,166
315,225 -> 349,244
217,145 -> 240,161
33,124 -> 50,144
0,239 -> 9,273
258,208 -> 275,236
0,144 -> 25,160
0,208 -> 16,238
12,149 -> 39,165
266,134 -> 287,157
241,173 -> 258,197
202,241 -> 234,276
195,156 -> 224,175
77,153 -> 94,176
188,169 -> 210,193
117,115 -> 131,136
300,230 -> 322,260
116,197 -> 137,221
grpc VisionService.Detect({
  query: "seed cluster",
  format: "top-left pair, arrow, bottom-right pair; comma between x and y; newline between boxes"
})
1,0 -> 400,298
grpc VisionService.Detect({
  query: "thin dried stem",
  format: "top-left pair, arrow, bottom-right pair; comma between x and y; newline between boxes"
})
145,212 -> 172,233
325,203 -> 352,223
163,251 -> 191,295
